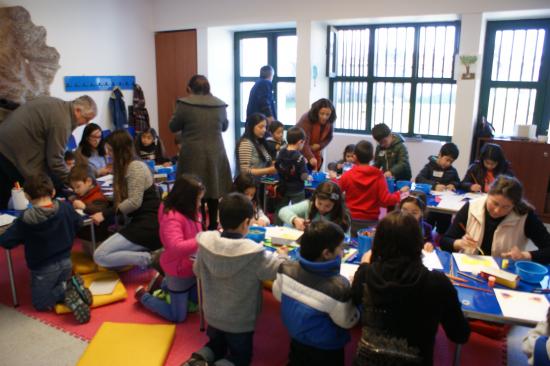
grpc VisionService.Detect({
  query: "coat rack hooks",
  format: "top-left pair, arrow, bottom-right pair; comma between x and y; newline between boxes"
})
64,76 -> 135,91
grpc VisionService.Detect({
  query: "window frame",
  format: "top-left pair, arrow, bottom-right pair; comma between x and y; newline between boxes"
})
328,21 -> 461,141
234,28 -> 297,143
478,19 -> 550,136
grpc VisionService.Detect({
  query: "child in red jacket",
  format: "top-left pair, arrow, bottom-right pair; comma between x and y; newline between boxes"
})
339,140 -> 408,237
135,174 -> 204,322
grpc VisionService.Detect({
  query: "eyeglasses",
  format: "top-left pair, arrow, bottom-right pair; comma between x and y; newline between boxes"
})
88,134 -> 102,140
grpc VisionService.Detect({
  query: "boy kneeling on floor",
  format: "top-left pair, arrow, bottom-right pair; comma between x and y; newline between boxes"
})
0,174 -> 92,323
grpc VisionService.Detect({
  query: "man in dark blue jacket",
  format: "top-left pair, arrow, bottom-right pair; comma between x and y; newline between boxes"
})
246,65 -> 276,122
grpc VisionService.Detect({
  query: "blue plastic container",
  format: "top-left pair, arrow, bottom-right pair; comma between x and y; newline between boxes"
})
414,183 -> 431,194
145,160 -> 155,171
515,261 -> 548,284
396,180 -> 412,190
157,167 -> 172,175
246,226 -> 266,243
312,171 -> 327,183
386,178 -> 395,193
357,228 -> 375,258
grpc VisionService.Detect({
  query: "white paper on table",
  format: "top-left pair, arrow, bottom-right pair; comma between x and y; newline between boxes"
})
436,195 -> 467,211
452,253 -> 499,273
340,263 -> 359,282
464,192 -> 487,200
494,289 -> 549,323
430,190 -> 457,196
0,214 -> 17,226
422,250 -> 443,270
89,278 -> 119,296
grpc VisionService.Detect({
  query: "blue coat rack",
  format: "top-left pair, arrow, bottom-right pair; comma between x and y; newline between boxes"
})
64,76 -> 135,91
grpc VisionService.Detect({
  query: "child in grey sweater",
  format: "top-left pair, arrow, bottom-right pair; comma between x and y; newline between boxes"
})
182,192 -> 286,366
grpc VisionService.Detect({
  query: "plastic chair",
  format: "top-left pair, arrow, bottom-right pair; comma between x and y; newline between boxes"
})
67,135 -> 77,151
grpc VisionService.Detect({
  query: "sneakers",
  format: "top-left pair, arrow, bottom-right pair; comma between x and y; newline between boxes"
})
64,286 -> 90,324
67,275 -> 93,306
135,286 -> 146,302
180,353 -> 209,366
147,272 -> 163,294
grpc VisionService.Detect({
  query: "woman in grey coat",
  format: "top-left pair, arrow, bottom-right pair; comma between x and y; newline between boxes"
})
169,75 -> 232,230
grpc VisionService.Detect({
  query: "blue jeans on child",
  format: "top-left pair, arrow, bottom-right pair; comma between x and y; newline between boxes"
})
140,276 -> 197,322
93,233 -> 151,268
30,257 -> 72,311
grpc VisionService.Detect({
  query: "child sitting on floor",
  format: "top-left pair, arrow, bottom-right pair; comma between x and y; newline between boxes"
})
0,174 -> 92,323
278,181 -> 351,234
69,165 -> 111,256
181,192 -> 287,366
232,173 -> 270,226
135,127 -> 171,166
265,120 -> 286,160
328,143 -> 355,178
339,140 -> 408,237
135,174 -> 204,322
273,220 -> 359,366
399,194 -> 435,252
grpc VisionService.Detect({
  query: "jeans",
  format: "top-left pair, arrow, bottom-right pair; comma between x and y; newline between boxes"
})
140,276 -> 197,322
93,233 -> 151,268
288,339 -> 344,366
205,325 -> 254,366
30,258 -> 72,311
275,191 -> 305,225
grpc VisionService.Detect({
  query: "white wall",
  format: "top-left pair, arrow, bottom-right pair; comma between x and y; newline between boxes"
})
153,0 -> 550,178
1,0 -> 158,143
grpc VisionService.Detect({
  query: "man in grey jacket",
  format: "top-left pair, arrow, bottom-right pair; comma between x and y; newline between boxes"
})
182,193 -> 286,366
0,95 -> 97,209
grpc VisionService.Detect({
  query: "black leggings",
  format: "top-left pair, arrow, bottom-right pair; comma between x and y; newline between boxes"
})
201,198 -> 219,231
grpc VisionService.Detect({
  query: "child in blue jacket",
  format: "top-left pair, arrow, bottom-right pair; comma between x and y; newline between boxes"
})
273,220 -> 359,366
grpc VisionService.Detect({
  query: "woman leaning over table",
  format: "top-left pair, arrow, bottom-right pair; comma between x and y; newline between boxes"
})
440,175 -> 550,264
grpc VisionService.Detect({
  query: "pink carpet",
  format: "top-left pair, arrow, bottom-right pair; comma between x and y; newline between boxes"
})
0,245 -> 506,365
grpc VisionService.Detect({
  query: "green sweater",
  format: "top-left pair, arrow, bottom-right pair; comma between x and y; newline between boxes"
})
278,200 -> 351,234
373,133 -> 412,180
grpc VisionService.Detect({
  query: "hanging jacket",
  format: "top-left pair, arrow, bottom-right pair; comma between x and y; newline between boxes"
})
109,87 -> 127,130
130,84 -> 150,133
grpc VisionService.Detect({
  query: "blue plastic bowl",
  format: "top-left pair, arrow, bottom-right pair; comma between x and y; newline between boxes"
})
515,261 -> 548,284
312,171 -> 327,183
396,180 -> 412,190
414,183 -> 432,194
386,178 -> 395,193
246,226 -> 266,243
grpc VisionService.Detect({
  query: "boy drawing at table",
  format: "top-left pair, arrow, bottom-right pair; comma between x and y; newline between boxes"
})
415,142 -> 460,236
181,193 -> 286,366
275,126 -> 309,224
0,174 -> 92,323
371,123 -> 412,181
68,165 -> 111,255
273,220 -> 359,366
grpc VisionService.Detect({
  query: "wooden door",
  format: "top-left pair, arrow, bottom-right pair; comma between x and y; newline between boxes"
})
155,30 -> 197,157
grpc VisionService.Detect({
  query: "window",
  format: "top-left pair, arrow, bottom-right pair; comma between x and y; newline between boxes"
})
479,19 -> 550,136
327,22 -> 460,139
234,29 -> 297,140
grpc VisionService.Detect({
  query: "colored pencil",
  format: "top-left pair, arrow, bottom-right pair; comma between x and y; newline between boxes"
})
457,271 -> 486,284
447,274 -> 468,283
469,173 -> 479,185
458,223 -> 485,255
452,282 -> 493,293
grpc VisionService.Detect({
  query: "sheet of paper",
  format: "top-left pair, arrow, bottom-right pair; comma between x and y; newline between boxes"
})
422,250 -> 443,270
340,263 -> 359,282
436,195 -> 467,211
430,190 -> 457,196
464,192 -> 487,200
0,214 -> 17,227
453,253 -> 499,273
89,278 -> 119,296
494,289 -> 549,323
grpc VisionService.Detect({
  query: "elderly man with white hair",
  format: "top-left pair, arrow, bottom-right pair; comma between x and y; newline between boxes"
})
0,95 -> 97,208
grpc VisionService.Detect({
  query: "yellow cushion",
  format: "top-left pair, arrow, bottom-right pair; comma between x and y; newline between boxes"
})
71,251 -> 106,274
77,322 -> 175,366
54,271 -> 127,314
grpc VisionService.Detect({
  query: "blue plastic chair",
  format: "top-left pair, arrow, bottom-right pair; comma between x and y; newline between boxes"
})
66,135 -> 77,151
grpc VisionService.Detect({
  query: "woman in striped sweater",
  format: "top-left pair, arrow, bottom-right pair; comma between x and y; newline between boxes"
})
236,113 -> 277,178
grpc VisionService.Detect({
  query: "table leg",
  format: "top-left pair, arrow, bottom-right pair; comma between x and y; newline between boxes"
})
453,343 -> 462,366
90,221 -> 97,252
5,249 -> 19,307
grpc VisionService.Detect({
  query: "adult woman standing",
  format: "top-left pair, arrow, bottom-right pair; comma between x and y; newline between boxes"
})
75,123 -> 111,177
92,130 -> 162,268
236,113 -> 276,177
169,75 -> 232,231
296,98 -> 336,171
352,211 -> 470,365
441,175 -> 550,263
